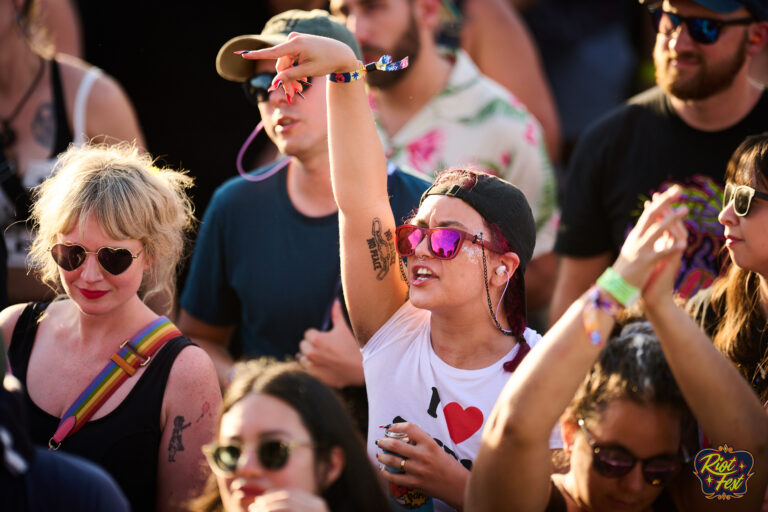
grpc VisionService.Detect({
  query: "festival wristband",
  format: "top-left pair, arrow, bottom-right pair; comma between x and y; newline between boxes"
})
596,267 -> 640,307
328,55 -> 409,83
583,285 -> 621,346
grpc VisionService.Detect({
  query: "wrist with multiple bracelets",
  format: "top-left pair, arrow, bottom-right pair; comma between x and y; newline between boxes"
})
582,267 -> 640,346
327,54 -> 409,83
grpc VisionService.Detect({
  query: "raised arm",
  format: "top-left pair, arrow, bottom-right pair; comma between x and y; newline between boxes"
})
243,34 -> 409,344
467,188 -> 689,512
641,252 -> 768,510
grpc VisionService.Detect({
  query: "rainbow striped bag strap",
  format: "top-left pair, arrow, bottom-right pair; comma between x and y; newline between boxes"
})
48,316 -> 182,450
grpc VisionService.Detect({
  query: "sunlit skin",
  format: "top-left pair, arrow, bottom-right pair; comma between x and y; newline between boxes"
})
329,0 -> 415,67
56,214 -> 148,319
407,195 -> 506,320
254,59 -> 328,163
654,0 -> 752,100
718,180 -> 768,277
215,393 -> 321,512
558,400 -> 683,512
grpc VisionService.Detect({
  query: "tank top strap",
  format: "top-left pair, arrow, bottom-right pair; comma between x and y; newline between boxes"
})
50,59 -> 73,156
7,302 -> 51,384
127,335 -> 196,417
73,67 -> 102,145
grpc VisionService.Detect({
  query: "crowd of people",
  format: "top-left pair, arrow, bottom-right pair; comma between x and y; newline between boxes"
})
1,0 -> 768,511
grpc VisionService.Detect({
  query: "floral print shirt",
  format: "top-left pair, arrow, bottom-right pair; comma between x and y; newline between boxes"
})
373,50 -> 558,257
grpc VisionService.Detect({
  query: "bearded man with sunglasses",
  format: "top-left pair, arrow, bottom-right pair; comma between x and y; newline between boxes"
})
550,0 -> 768,326
178,10 -> 429,393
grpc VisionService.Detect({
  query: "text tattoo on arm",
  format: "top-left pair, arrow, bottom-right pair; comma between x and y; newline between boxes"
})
367,218 -> 396,280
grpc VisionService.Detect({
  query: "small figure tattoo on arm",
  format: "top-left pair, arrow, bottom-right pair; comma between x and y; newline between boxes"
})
366,218 -> 396,280
167,416 -> 192,462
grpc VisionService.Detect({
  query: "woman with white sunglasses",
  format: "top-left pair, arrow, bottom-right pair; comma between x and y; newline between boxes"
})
0,143 -> 221,511
689,133 -> 768,408
241,33 -> 554,511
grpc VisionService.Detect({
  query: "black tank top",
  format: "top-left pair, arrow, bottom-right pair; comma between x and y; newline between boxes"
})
8,302 -> 194,512
50,59 -> 74,156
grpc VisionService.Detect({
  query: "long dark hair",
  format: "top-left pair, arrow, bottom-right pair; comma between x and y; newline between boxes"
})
190,360 -> 389,512
696,133 -> 768,403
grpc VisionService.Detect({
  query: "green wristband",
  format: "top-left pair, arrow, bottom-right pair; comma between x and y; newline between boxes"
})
596,267 -> 640,307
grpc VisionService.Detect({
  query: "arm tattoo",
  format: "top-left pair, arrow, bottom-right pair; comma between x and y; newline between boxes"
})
167,415 -> 192,462
366,218 -> 396,280
32,103 -> 54,148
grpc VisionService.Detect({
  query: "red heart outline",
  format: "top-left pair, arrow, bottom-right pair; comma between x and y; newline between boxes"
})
443,402 -> 483,444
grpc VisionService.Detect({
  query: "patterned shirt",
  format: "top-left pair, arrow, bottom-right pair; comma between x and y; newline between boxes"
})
373,50 -> 558,257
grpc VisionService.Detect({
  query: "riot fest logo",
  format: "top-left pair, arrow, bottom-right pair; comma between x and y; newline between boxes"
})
693,444 -> 754,500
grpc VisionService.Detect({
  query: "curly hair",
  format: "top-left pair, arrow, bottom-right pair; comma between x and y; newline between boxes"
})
27,143 -> 195,313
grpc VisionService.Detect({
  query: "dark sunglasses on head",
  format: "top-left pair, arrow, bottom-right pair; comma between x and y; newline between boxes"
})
649,8 -> 755,45
395,225 -> 503,260
242,73 -> 312,105
723,183 -> 768,217
202,439 -> 310,475
50,243 -> 143,276
578,419 -> 685,486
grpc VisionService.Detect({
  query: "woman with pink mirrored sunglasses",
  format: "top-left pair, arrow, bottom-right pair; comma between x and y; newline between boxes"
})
241,33 -> 548,511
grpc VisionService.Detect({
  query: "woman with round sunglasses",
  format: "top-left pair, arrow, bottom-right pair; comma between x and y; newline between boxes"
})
190,359 -> 390,512
466,187 -> 768,511
0,143 -> 222,512
240,34 -> 552,510
689,133 -> 768,406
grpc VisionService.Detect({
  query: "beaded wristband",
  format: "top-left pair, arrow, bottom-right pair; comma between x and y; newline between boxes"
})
583,285 -> 621,346
328,55 -> 409,83
596,267 -> 640,307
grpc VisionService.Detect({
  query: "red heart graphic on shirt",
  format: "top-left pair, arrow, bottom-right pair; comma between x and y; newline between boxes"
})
443,402 -> 484,444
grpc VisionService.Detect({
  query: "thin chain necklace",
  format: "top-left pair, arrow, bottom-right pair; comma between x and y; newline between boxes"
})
0,55 -> 45,149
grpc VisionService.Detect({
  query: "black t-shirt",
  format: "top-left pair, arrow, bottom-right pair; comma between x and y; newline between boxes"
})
556,86 -> 768,297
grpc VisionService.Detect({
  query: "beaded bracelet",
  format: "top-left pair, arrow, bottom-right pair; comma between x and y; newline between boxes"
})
583,285 -> 621,346
596,267 -> 640,307
328,55 -> 409,83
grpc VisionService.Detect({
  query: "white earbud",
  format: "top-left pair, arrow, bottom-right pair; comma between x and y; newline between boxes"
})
495,265 -> 507,276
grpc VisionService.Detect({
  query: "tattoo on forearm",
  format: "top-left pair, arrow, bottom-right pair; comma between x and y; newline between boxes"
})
167,415 -> 191,462
32,103 -> 54,147
366,218 -> 396,280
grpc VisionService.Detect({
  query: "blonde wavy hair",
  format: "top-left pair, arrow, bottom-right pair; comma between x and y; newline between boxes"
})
27,143 -> 195,313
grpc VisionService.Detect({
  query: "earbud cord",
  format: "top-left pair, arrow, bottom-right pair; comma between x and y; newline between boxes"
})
480,238 -> 514,336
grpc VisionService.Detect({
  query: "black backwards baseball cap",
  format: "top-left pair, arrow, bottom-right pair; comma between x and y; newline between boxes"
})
420,169 -> 536,324
216,9 -> 362,83
639,0 -> 768,20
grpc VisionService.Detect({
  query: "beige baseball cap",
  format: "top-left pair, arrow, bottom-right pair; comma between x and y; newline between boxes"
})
216,9 -> 361,83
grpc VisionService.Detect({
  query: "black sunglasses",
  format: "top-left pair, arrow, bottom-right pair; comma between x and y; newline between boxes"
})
649,8 -> 755,44
578,419 -> 686,486
723,183 -> 768,217
242,73 -> 312,105
202,439 -> 311,475
50,243 -> 143,276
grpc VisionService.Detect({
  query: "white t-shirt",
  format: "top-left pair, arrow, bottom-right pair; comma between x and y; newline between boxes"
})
363,301 -> 561,512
